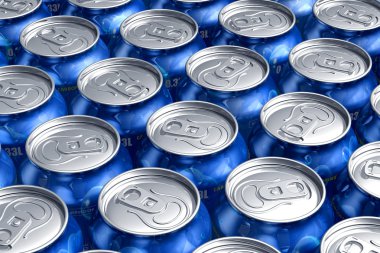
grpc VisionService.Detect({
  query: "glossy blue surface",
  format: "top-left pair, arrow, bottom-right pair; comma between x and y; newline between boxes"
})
355,102 -> 380,144
275,0 -> 316,32
43,0 -> 64,15
148,0 -> 234,46
175,75 -> 278,141
62,0 -> 146,44
136,134 -> 248,209
18,146 -> 133,250
0,91 -> 67,165
212,194 -> 335,253
0,148 -> 16,188
0,3 -> 50,64
0,51 -> 7,66
71,85 -> 173,163
91,203 -> 212,253
212,27 -> 302,81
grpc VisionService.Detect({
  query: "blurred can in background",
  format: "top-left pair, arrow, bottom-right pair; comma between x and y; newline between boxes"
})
71,57 -> 172,162
136,101 -> 248,209
91,168 -> 212,253
111,9 -> 206,95
16,16 -> 110,104
43,0 -> 64,15
176,45 -> 277,140
0,147 -> 16,188
0,51 -> 7,66
0,0 -> 50,64
212,157 -> 335,253
18,116 -> 133,249
212,0 -> 302,81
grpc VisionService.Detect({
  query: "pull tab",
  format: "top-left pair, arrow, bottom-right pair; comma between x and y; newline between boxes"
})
339,236 -> 380,253
56,134 -> 105,155
38,27 -> 76,47
258,178 -> 308,201
0,0 -> 30,13
338,5 -> 374,26
316,52 -> 356,75
106,71 -> 149,100
146,22 -> 184,43
0,81 -> 29,100
364,160 -> 380,179
214,57 -> 250,80
230,13 -> 270,31
162,118 -> 208,139
117,185 -> 165,214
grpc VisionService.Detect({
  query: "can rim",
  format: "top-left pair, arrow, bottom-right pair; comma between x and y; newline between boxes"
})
370,85 -> 380,116
20,15 -> 100,58
98,167 -> 201,236
77,57 -> 164,106
218,0 -> 296,39
186,45 -> 270,92
69,0 -> 132,9
0,0 -> 43,20
225,157 -> 326,223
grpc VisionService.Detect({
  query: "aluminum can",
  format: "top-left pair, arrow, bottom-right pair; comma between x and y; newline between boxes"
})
0,65 -> 67,165
16,16 -> 110,104
212,0 -> 302,81
111,9 -> 206,95
148,0 -> 234,46
43,0 -> 64,15
18,115 -> 133,250
212,157 -> 335,253
0,51 -> 7,66
304,0 -> 380,77
194,237 -> 280,253
81,251 -> 119,253
0,185 -> 83,252
176,45 -> 278,140
332,142 -> 380,221
61,0 -> 146,44
0,147 -> 16,188
136,101 -> 248,209
91,168 -> 212,253
71,57 -> 172,162
0,0 -> 50,64
249,92 -> 359,194
320,217 -> 380,253
279,38 -> 378,121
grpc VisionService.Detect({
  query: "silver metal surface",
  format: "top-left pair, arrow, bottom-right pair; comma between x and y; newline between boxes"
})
371,85 -> 380,116
0,0 -> 41,20
147,101 -> 238,156
120,9 -> 198,50
78,57 -> 163,106
186,46 -> 269,92
98,168 -> 200,236
26,115 -> 120,173
69,0 -> 131,9
20,16 -> 99,57
0,66 -> 54,115
261,92 -> 351,146
226,157 -> 325,223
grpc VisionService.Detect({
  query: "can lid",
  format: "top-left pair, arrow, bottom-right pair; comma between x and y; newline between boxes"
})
289,38 -> 372,83
20,16 -> 100,58
78,58 -> 163,106
0,0 -> 42,20
371,85 -> 380,116
261,92 -> 351,146
147,101 -> 238,156
186,46 -> 269,92
120,9 -> 198,50
26,115 -> 120,173
321,217 -> 380,253
69,0 -> 131,9
0,185 -> 68,253
0,65 -> 54,115
194,237 -> 280,253
219,0 -> 295,39
98,168 -> 200,236
314,0 -> 380,31
349,142 -> 380,199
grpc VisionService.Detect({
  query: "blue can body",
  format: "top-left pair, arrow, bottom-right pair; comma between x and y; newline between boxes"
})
0,147 -> 16,188
43,0 -> 64,15
91,203 -> 212,253
0,51 -> 7,66
62,0 -> 146,44
148,0 -> 234,46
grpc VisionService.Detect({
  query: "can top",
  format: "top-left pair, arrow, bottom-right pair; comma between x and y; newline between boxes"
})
69,0 -> 132,9
349,142 -> 380,199
314,0 -> 380,31
120,9 -> 198,50
289,38 -> 372,83
371,85 -> 380,116
98,168 -> 200,236
78,57 -> 163,106
226,157 -> 325,223
321,217 -> 380,253
20,16 -> 100,58
219,0 -> 295,38
26,115 -> 120,173
261,92 -> 351,146
193,237 -> 280,253
0,185 -> 68,253
0,65 -> 54,115
186,46 -> 270,92
147,101 -> 238,156
0,0 -> 42,20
